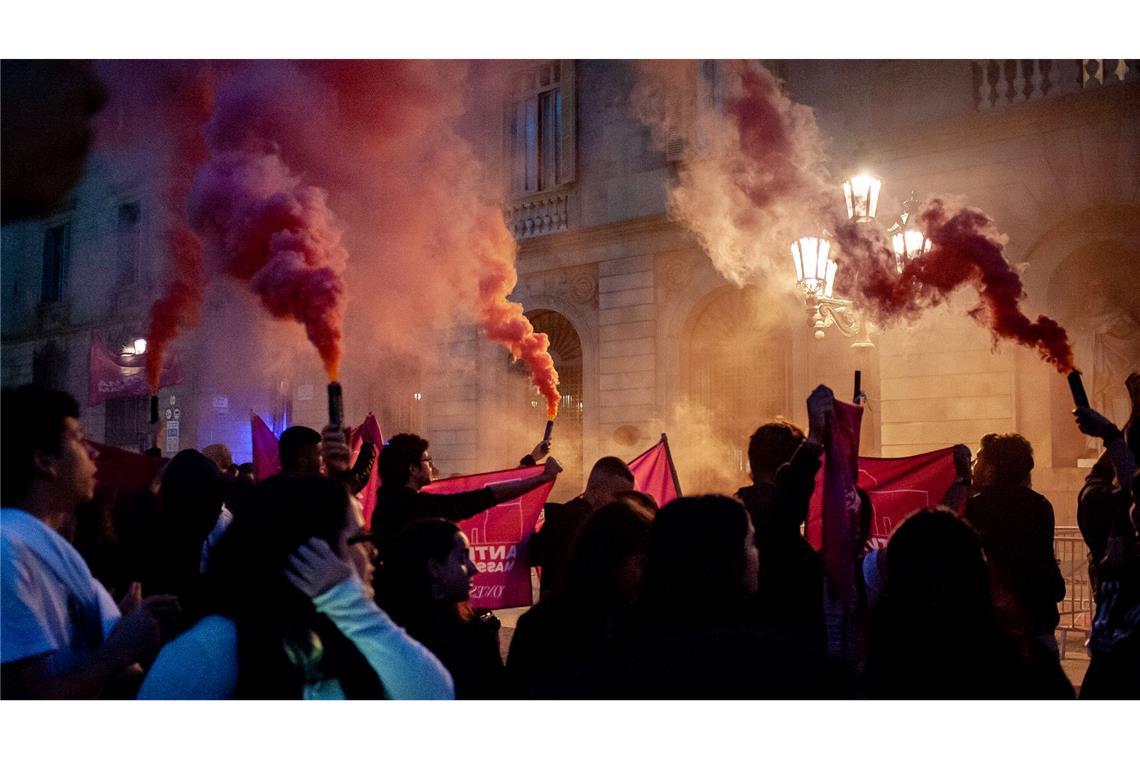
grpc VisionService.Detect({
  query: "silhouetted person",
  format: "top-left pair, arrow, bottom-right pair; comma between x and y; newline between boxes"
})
735,386 -> 831,647
864,508 -> 1071,698
529,456 -> 636,598
1,385 -> 177,698
1072,400 -> 1140,698
138,475 -> 452,699
133,450 -> 226,625
963,433 -> 1065,657
381,518 -> 504,699
279,424 -> 377,497
605,496 -> 844,698
507,495 -> 655,696
372,433 -> 560,569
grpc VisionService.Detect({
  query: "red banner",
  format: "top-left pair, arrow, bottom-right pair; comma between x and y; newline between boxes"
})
627,435 -> 681,508
250,413 -> 281,482
807,446 -> 958,551
88,333 -> 182,406
422,465 -> 554,610
349,413 -> 384,527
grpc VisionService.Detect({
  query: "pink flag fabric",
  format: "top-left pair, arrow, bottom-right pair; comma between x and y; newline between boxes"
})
818,400 -> 865,605
627,435 -> 682,508
422,465 -> 555,610
349,413 -> 384,528
250,413 -> 281,481
88,333 -> 182,406
806,446 -> 958,551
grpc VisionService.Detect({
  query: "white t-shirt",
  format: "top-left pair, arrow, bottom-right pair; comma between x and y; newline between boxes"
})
1,508 -> 121,670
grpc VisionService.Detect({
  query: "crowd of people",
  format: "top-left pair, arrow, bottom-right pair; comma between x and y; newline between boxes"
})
2,373 -> 1138,700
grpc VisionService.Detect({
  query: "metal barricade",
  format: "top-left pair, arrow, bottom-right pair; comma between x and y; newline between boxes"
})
1054,526 -> 1094,659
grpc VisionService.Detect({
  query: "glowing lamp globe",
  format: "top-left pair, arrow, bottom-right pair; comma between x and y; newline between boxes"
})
842,173 -> 882,222
132,338 -> 148,355
790,236 -> 837,299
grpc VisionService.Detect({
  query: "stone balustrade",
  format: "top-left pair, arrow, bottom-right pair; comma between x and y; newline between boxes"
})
506,189 -> 570,240
974,60 -> 1137,111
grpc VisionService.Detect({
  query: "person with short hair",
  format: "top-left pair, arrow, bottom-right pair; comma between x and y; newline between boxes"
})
963,432 -> 1066,657
1,385 -> 178,698
735,386 -> 832,646
528,456 -> 637,598
372,433 -> 560,570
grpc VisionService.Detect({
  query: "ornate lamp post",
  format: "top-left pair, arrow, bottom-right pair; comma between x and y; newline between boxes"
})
790,173 -> 925,348
790,234 -> 861,341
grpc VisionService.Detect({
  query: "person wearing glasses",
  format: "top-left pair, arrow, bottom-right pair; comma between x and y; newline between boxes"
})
138,475 -> 453,699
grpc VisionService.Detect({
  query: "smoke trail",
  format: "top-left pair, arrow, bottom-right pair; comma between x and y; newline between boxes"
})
632,60 -> 832,286
633,61 -> 1075,370
93,63 -> 215,392
833,200 -> 1075,372
473,206 -> 561,418
188,66 -> 347,381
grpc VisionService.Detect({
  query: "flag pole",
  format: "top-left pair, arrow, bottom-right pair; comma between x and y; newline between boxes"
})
660,432 -> 683,498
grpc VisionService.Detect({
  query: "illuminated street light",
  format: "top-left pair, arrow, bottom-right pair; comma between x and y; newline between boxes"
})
842,173 -> 882,222
886,193 -> 932,273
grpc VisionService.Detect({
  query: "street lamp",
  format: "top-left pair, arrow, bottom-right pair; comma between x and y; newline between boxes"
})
886,193 -> 931,274
790,235 -> 859,340
842,173 -> 882,223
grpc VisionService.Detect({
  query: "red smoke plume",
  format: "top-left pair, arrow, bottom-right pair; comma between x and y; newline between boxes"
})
187,153 -> 347,380
833,200 -> 1075,372
473,207 -> 561,418
132,69 -> 213,393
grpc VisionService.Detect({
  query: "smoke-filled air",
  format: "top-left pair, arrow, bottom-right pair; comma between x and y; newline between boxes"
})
631,60 -> 1075,373
94,60 -> 559,406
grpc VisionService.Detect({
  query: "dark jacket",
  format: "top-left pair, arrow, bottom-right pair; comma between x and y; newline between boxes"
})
963,485 -> 1065,635
412,609 -> 505,700
373,484 -> 497,564
735,440 -> 825,646
528,495 -> 593,598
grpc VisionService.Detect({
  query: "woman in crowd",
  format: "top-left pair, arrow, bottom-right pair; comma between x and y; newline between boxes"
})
138,475 -> 453,699
380,518 -> 504,699
606,495 -> 843,698
506,494 -> 655,696
863,507 -> 1072,698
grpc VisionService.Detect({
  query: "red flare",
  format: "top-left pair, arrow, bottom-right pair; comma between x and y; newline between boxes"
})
473,207 -> 560,418
833,199 -> 1075,373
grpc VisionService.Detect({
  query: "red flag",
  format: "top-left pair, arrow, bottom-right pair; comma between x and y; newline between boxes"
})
250,413 -> 281,481
806,446 -> 958,551
88,333 -> 182,406
348,413 -> 384,528
422,465 -> 554,610
90,441 -> 167,504
627,434 -> 682,508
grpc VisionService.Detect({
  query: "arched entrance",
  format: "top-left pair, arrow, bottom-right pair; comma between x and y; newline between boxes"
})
685,286 -> 791,488
513,309 -> 584,499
